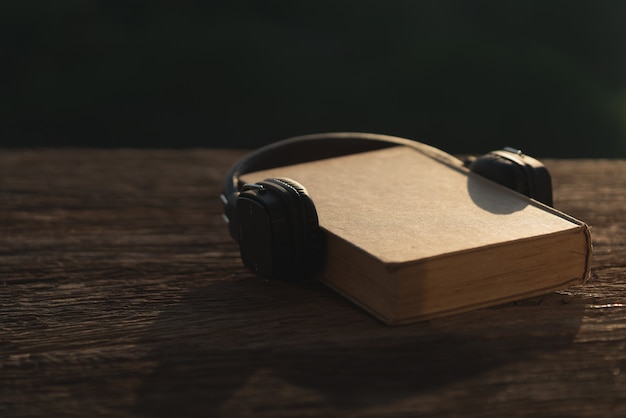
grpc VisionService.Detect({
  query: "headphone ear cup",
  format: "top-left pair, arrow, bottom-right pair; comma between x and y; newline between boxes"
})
467,149 -> 553,206
235,177 -> 322,281
467,153 -> 530,196
267,178 -> 324,278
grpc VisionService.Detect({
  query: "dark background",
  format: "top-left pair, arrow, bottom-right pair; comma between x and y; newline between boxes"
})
3,1 -> 626,157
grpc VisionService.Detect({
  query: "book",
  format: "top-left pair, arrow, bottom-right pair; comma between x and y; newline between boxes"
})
240,144 -> 592,325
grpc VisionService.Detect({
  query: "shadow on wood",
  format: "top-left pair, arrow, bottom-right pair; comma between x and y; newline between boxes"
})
132,278 -> 586,417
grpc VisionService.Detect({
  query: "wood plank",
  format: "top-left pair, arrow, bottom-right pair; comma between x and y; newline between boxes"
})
1,150 -> 625,417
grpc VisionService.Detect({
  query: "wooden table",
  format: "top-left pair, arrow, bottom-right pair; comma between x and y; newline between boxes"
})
2,149 -> 625,417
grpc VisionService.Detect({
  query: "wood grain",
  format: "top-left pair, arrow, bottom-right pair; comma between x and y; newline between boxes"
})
1,150 -> 625,417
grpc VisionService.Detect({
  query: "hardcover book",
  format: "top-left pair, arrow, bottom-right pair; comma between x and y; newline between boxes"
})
241,144 -> 592,324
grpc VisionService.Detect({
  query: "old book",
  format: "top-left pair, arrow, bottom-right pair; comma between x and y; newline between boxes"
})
241,144 -> 592,325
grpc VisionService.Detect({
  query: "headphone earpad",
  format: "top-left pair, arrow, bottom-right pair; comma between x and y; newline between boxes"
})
467,153 -> 530,196
235,177 -> 322,281
466,150 -> 553,206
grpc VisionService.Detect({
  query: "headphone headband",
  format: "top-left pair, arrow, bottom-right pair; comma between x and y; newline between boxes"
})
221,132 -> 463,240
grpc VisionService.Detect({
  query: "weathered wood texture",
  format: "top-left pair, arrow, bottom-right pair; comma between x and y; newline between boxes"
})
1,150 -> 625,417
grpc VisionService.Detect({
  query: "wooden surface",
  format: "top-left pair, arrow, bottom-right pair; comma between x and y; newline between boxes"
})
1,149 -> 625,417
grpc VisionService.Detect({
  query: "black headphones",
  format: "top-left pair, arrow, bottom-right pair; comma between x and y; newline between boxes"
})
221,132 -> 552,281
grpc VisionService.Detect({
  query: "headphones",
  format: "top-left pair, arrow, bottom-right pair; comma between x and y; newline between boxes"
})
221,132 -> 553,281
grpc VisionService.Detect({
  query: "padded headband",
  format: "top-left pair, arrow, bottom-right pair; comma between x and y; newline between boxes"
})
221,132 -> 464,240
